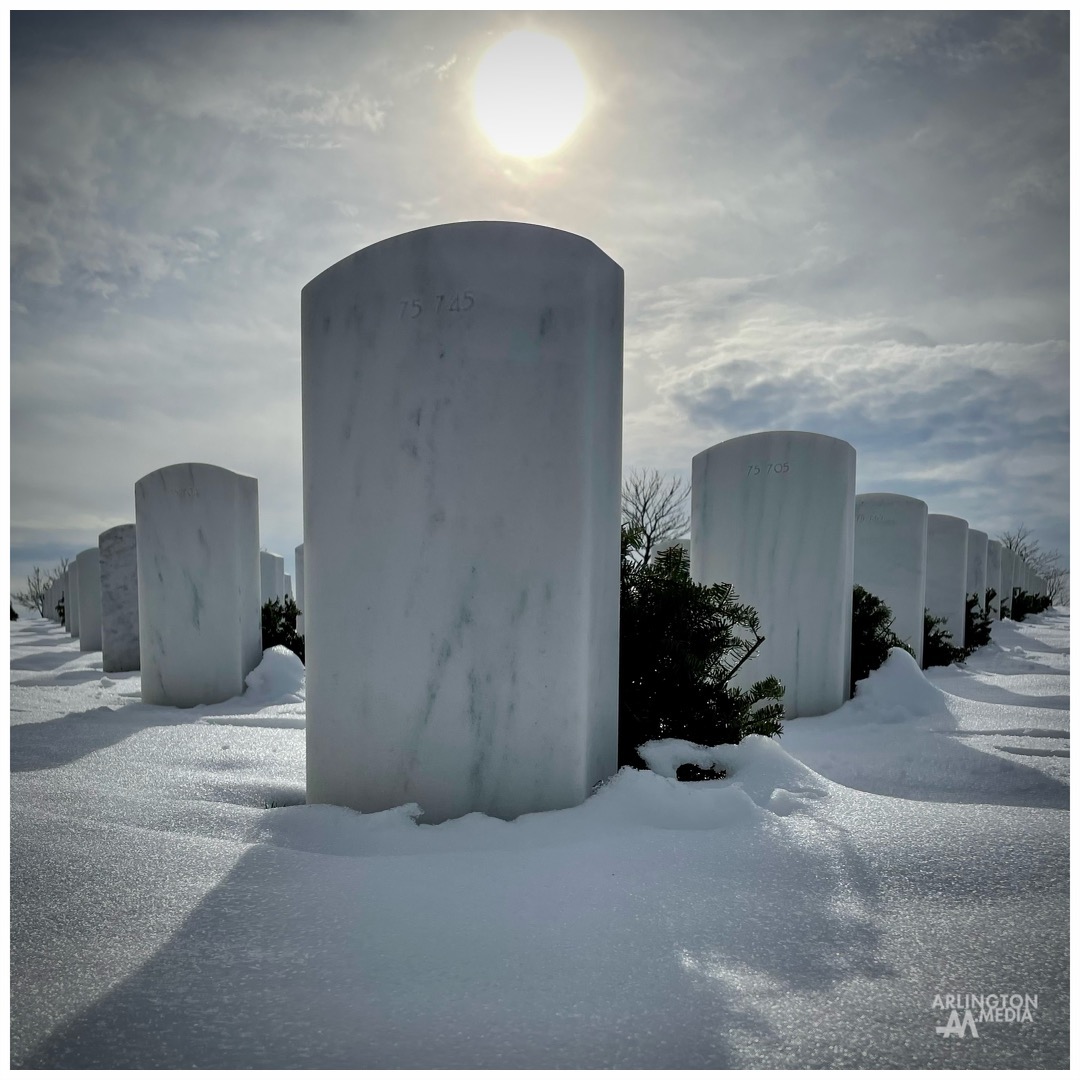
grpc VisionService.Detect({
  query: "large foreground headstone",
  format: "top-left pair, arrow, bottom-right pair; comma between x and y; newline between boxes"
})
691,430 -> 856,717
260,551 -> 286,605
853,493 -> 928,667
76,548 -> 103,652
966,529 -> 988,607
67,561 -> 81,638
135,463 -> 262,707
985,540 -> 1003,619
294,543 -> 305,635
302,221 -> 623,822
925,514 -> 969,646
99,524 -> 141,672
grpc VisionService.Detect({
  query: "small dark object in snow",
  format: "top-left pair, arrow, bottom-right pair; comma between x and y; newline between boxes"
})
676,762 -> 725,782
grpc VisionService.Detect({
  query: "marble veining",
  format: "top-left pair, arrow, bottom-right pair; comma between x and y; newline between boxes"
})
925,514 -> 969,644
75,548 -> 103,652
966,529 -> 988,609
302,221 -> 623,823
691,431 -> 856,719
99,524 -> 140,672
135,463 -> 262,707
854,493 -> 928,667
986,540 -> 1003,619
67,561 -> 81,638
999,546 -> 1015,616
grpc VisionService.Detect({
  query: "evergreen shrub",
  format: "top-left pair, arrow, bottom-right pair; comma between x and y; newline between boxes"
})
262,597 -> 305,663
850,585 -> 914,695
922,610 -> 967,669
618,526 -> 784,769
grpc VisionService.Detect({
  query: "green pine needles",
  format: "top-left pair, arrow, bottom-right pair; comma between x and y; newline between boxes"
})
262,596 -> 305,663
618,526 -> 784,768
850,585 -> 914,694
922,609 -> 967,669
1010,589 -> 1051,622
964,592 -> 994,651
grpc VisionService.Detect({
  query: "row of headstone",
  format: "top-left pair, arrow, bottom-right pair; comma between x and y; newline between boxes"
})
295,221 -> 1057,825
50,463 -> 302,702
36,222 -> 1051,831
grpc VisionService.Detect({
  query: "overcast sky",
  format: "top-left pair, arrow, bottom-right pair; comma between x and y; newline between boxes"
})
9,10 -> 1070,594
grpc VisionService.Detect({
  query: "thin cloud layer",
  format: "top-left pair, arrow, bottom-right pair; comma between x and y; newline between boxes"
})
9,11 -> 1069,589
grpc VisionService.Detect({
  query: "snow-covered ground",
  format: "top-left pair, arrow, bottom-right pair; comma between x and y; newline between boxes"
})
9,609 -> 1069,1067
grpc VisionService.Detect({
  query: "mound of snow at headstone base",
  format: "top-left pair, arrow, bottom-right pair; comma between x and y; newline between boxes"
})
8,609 -> 1069,1068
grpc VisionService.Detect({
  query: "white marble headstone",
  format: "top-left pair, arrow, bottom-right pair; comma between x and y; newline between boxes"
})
985,539 -> 1003,620
853,493 -> 928,667
925,514 -> 969,646
999,547 -> 1015,618
965,529 -> 988,608
1010,551 -> 1024,605
99,524 -> 140,672
75,548 -> 103,652
302,221 -> 623,822
135,462 -> 262,707
284,573 -> 292,600
691,430 -> 856,718
260,551 -> 286,605
67,560 -> 81,637
294,543 -> 304,635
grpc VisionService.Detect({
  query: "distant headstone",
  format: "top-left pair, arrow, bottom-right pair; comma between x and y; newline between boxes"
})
67,560 -> 81,638
75,547 -> 103,652
853,493 -> 928,667
294,543 -> 305,635
925,515 -> 969,647
99,524 -> 140,672
650,538 -> 690,563
999,547 -> 1015,618
985,540 -> 1003,619
966,529 -> 988,608
691,430 -> 856,718
260,551 -> 285,605
135,462 -> 262,707
302,221 -> 623,822
284,573 -> 292,600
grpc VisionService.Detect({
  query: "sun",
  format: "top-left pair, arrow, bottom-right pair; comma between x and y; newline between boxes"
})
473,30 -> 588,158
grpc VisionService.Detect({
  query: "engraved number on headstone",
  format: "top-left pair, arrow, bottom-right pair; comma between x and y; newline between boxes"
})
400,292 -> 475,320
745,462 -> 790,477
174,488 -> 199,498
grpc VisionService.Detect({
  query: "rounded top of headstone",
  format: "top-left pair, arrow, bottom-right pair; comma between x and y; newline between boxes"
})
99,523 -> 136,543
967,528 -> 989,541
694,429 -> 856,461
927,513 -> 969,526
135,462 -> 257,491
855,492 -> 928,510
76,547 -> 99,561
303,220 -> 622,295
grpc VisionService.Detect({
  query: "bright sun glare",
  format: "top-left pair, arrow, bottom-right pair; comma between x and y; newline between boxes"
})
473,30 -> 588,158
